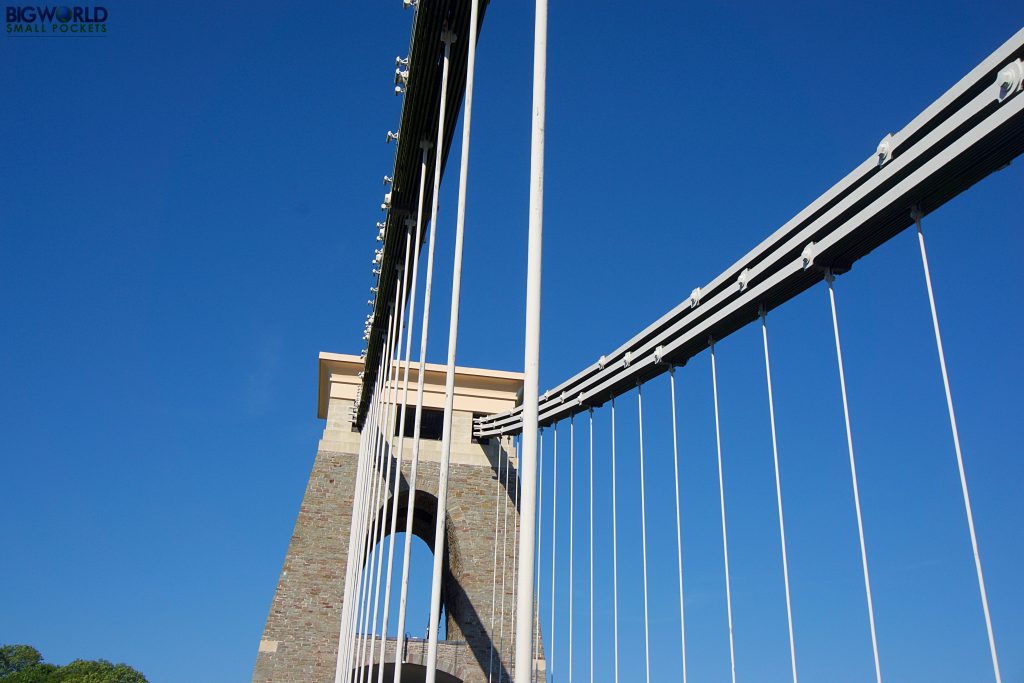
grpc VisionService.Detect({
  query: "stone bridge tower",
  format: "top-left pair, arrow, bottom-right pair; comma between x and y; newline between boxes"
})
253,352 -> 546,683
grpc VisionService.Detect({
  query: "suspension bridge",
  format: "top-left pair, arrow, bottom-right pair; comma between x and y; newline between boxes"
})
253,3 -> 1024,683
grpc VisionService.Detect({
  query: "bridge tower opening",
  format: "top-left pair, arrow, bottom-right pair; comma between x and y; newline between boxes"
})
374,531 -> 444,642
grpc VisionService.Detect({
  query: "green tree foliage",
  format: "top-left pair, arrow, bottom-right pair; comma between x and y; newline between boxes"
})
0,645 -> 146,683
2,663 -> 59,683
0,646 -> 43,676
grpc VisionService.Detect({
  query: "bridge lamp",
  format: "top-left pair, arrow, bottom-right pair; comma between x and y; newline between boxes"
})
997,59 -> 1023,101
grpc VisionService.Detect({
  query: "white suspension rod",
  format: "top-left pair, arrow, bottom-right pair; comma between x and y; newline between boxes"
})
337,354 -> 385,683
359,269 -> 408,683
489,436 -> 506,683
513,0 -> 546,679
377,155 -> 431,683
359,376 -> 398,683
760,311 -> 798,683
549,425 -> 558,683
358,288 -> 403,678
710,340 -> 737,683
344,384 -> 379,682
510,436 -> 522,681
357,313 -> 401,683
636,384 -> 651,683
826,272 -> 882,683
588,409 -> 594,683
498,439 -> 513,680
568,416 -> 575,683
347,364 -> 384,682
533,431 -> 544,683
610,399 -> 619,683
392,29 -> 454,683
342,376 -> 378,679
356,294 -> 404,683
347,320 -> 390,682
350,393 -> 383,681
913,212 -> 1002,683
348,304 -> 399,683
668,367 -> 688,683
425,0 -> 480,671
337,394 -> 372,680
364,228 -> 416,683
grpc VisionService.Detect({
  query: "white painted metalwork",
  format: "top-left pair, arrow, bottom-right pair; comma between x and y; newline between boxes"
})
636,384 -> 651,683
349,376 -> 383,679
357,339 -> 396,683
337,349 -> 386,683
513,0 -> 547,679
913,211 -> 1002,683
498,440 -> 513,680
510,436 -> 521,681
610,399 -> 619,683
362,327 -> 403,682
350,290 -> 401,683
425,0 -> 480,672
350,310 -> 392,682
336,391 -> 368,681
588,408 -> 594,683
359,310 -> 399,683
337,16 -> 1024,683
344,368 -> 377,681
549,425 -> 558,683
489,438 -> 506,683
568,417 -> 575,683
826,272 -> 883,683
359,380 -> 390,679
668,367 -> 688,683
360,329 -> 396,681
710,340 -> 737,683
392,26 -> 454,683
533,432 -> 544,683
760,310 -> 798,683
357,293 -> 404,683
376,151 -> 429,683
476,28 -> 1024,438
366,226 -> 415,683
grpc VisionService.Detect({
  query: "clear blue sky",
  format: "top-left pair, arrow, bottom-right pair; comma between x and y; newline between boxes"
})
1,2 -> 1022,682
